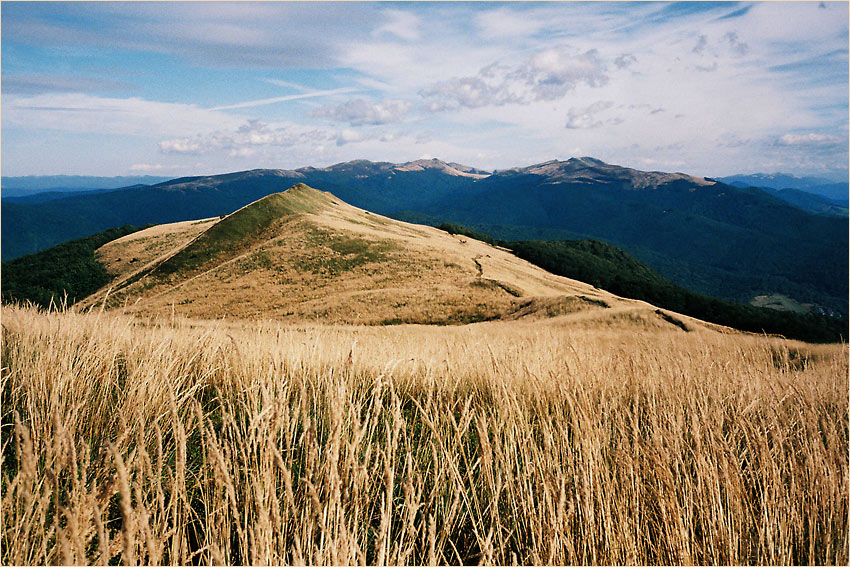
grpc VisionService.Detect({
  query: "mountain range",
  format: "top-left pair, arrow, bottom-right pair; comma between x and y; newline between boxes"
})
718,173 -> 848,203
0,175 -> 173,199
2,157 -> 847,318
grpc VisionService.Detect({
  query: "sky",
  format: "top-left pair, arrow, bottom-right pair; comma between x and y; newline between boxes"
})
1,1 -> 848,179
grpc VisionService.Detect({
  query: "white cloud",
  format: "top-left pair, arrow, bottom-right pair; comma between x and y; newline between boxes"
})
474,8 -> 547,39
374,9 -> 421,41
614,53 -> 637,69
420,77 -> 521,111
776,133 -> 844,147
159,139 -> 204,155
2,93 -> 243,137
159,120 -> 336,155
565,101 -> 616,129
211,87 -> 361,111
724,32 -> 749,56
310,99 -> 412,125
419,47 -> 608,111
336,129 -> 362,146
3,1 -> 375,68
2,73 -> 130,95
512,48 -> 608,101
129,163 -> 174,173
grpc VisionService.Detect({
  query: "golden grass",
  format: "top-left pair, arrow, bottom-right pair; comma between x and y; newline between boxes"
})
96,218 -> 217,281
1,304 -> 847,565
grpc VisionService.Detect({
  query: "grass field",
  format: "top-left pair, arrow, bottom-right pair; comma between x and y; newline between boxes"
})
1,304 -> 847,565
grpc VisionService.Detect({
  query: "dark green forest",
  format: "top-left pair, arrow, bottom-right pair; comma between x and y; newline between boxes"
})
1,225 -> 145,308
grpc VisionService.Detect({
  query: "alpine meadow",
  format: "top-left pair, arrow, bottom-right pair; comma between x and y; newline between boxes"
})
2,2 -> 848,566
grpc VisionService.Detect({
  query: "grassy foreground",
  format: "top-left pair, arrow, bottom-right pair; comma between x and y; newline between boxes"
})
1,305 -> 847,565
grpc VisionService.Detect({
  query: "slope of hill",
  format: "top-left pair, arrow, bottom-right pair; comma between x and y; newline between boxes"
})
766,188 -> 848,217
0,225 -> 147,307
3,158 -> 846,319
82,184 -> 680,327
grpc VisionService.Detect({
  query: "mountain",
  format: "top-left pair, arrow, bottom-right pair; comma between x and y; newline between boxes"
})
0,175 -> 172,198
499,156 -> 715,189
762,188 -> 848,217
719,173 -> 849,203
77,184 -> 680,327
418,159 -> 848,317
2,158 -> 846,318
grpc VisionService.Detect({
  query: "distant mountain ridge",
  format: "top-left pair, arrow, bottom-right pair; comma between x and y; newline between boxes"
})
502,157 -> 715,189
2,157 -> 846,318
1,175 -> 172,197
719,173 -> 848,203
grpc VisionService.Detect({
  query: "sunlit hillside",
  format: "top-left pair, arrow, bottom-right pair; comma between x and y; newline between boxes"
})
81,184 -> 706,330
2,304 -> 846,565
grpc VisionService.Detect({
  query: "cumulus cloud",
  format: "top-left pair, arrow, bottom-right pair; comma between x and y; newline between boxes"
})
420,77 -> 521,111
336,129 -> 362,146
689,31 -> 750,64
511,49 -> 608,100
310,98 -> 412,125
724,32 -> 750,56
159,120 -> 336,155
614,53 -> 637,69
420,47 -> 608,111
692,35 -> 709,54
565,101 -> 616,129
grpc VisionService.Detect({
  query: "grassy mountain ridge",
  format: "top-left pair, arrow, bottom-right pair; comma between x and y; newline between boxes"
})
80,184 -> 649,327
156,185 -> 335,276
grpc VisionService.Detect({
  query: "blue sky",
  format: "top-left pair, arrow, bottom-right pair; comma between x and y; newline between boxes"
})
2,1 -> 848,179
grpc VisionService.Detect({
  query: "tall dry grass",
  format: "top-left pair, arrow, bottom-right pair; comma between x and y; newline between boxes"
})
1,304 -> 847,565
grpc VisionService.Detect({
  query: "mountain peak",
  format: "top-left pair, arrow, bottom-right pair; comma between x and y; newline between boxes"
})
506,157 -> 715,189
393,158 -> 490,178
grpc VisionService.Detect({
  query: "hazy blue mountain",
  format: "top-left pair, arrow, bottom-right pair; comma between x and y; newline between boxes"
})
1,175 -> 172,198
759,187 -> 848,217
2,158 -> 846,318
2,185 -> 157,204
719,173 -> 848,202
